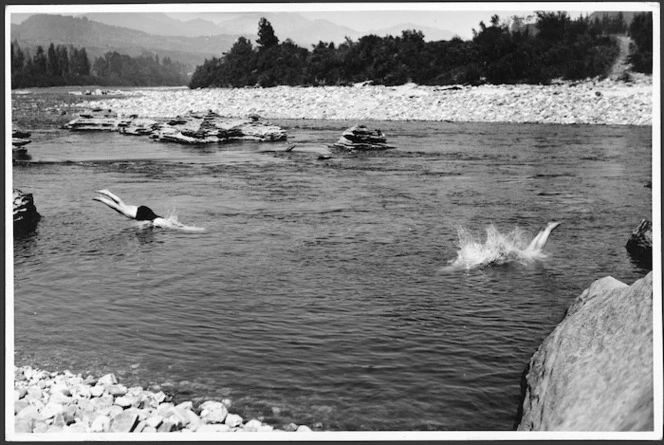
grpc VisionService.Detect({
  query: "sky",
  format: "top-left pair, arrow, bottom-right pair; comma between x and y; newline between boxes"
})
8,2 -> 647,40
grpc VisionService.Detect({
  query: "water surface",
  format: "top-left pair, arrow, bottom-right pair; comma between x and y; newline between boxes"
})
12,96 -> 652,431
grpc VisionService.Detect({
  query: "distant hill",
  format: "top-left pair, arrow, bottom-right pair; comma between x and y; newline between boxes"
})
10,14 -> 241,70
212,12 -> 363,46
369,23 -> 458,41
77,12 -> 223,37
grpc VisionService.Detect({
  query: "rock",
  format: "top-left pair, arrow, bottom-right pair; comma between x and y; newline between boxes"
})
13,189 -> 41,236
224,413 -> 243,428
199,400 -> 228,424
243,419 -> 263,432
90,415 -> 110,432
156,420 -> 174,432
63,109 -> 119,131
331,125 -> 394,151
16,404 -> 42,422
97,373 -> 118,387
141,425 -> 157,433
64,422 -> 89,433
14,400 -> 29,415
114,395 -> 134,408
283,422 -> 298,432
626,219 -> 652,269
150,110 -> 286,144
108,384 -> 128,396
175,401 -> 193,411
89,385 -> 104,397
516,272 -> 653,431
196,423 -> 231,432
145,414 -> 163,428
14,417 -> 34,433
257,424 -> 274,432
109,410 -> 139,433
119,118 -> 159,135
296,425 -> 312,432
41,402 -> 64,420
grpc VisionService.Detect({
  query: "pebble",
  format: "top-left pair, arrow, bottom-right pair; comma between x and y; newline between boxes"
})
11,365 -> 316,435
76,77 -> 653,126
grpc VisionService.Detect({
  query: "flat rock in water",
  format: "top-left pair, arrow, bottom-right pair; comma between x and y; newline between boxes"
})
63,108 -> 119,131
151,110 -> 286,144
516,272 -> 653,431
331,125 -> 394,151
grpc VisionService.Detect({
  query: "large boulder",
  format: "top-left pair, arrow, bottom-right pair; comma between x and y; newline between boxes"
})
13,189 -> 41,236
626,219 -> 652,269
516,272 -> 653,431
331,124 -> 394,151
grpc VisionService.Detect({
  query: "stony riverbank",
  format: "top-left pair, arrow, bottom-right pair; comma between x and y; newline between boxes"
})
71,75 -> 653,126
13,365 -> 313,434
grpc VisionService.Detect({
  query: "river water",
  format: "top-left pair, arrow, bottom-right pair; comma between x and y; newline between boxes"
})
11,91 -> 652,431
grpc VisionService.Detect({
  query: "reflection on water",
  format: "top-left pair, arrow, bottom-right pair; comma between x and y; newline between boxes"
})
12,118 -> 652,431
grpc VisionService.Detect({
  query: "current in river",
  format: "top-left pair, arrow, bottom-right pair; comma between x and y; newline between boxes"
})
12,92 -> 652,431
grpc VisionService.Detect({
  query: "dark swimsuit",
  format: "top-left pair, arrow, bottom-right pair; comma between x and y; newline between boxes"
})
136,205 -> 161,221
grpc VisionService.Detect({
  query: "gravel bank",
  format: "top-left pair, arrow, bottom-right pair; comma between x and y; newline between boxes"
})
74,76 -> 653,126
13,365 -> 313,435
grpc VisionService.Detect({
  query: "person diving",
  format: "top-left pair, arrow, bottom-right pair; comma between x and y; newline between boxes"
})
93,189 -> 205,231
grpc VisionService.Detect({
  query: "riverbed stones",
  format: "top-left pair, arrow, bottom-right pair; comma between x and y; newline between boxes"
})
75,76 -> 652,125
516,272 -> 653,431
626,219 -> 652,269
332,124 -> 394,151
13,189 -> 41,236
13,365 -> 317,435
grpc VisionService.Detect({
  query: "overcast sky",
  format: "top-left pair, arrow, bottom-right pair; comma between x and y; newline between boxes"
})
8,3 -> 643,40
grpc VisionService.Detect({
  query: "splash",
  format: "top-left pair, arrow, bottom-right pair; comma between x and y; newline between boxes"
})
139,208 -> 206,232
444,224 -> 547,271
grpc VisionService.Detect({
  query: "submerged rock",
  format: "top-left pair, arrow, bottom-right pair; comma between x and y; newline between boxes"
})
13,189 -> 41,236
626,219 -> 652,269
516,272 -> 653,431
331,125 -> 394,151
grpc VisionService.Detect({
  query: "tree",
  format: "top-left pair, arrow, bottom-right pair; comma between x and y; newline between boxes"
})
628,12 -> 653,73
256,17 -> 279,50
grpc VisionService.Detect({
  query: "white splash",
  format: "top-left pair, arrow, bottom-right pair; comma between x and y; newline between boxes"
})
444,223 -> 559,271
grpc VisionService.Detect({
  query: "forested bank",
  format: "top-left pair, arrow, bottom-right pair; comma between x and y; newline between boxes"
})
189,11 -> 653,89
10,42 -> 189,88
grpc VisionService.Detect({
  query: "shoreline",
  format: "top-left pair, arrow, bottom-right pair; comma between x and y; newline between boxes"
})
13,364 -> 314,434
63,76 -> 653,126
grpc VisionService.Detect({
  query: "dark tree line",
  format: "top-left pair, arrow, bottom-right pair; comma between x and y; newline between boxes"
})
628,12 -> 653,73
190,11 -> 643,89
11,41 -> 189,88
91,52 -> 189,86
11,41 -> 92,88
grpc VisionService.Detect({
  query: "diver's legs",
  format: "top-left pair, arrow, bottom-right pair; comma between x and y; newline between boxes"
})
93,194 -> 138,219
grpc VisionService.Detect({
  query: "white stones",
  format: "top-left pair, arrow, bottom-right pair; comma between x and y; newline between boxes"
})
89,385 -> 104,397
90,415 -> 110,432
199,400 -> 228,424
243,419 -> 263,432
296,425 -> 313,432
40,402 -> 64,420
12,365 -> 314,434
97,373 -> 118,386
224,413 -> 243,428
